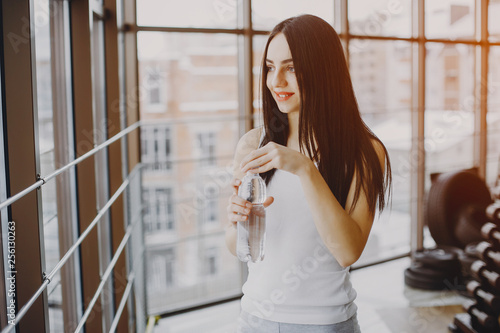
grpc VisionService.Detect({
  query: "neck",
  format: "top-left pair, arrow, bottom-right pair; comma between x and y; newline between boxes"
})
286,112 -> 318,160
287,111 -> 299,140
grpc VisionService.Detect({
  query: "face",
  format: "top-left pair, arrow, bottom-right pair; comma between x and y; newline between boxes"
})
265,33 -> 300,114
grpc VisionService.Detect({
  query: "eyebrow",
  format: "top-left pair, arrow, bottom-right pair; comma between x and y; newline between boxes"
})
265,58 -> 293,64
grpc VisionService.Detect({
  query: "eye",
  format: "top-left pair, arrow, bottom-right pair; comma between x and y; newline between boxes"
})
288,66 -> 295,73
267,65 -> 275,72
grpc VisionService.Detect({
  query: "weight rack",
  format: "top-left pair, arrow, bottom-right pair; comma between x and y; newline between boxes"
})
450,202 -> 500,333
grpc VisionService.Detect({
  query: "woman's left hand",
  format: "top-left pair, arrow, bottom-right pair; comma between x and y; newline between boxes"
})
239,142 -> 314,176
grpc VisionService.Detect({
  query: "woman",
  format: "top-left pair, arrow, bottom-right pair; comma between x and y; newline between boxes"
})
225,14 -> 391,332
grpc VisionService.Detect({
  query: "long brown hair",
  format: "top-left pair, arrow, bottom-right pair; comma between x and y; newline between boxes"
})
259,14 -> 391,214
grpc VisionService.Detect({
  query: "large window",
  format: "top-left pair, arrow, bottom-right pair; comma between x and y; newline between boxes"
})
136,0 -> 500,316
350,40 -> 412,264
1,0 -> 499,331
0,0 -> 144,331
490,0 -> 500,42
348,0 -> 412,38
137,0 -> 239,29
251,0 -> 334,30
425,0 -> 475,40
425,43 -> 476,179
138,30 -> 241,314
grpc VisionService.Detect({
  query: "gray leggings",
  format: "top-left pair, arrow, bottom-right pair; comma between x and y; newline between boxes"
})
237,310 -> 361,333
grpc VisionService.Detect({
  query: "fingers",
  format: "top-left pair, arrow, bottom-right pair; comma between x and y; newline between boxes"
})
229,213 -> 248,223
227,199 -> 251,226
262,196 -> 274,208
232,178 -> 241,191
229,195 -> 252,213
240,146 -> 270,171
227,177 -> 252,225
226,195 -> 273,227
228,192 -> 251,207
243,159 -> 273,174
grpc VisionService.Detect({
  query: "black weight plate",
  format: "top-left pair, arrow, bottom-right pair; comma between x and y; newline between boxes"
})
404,268 -> 447,290
408,265 -> 464,290
412,247 -> 462,271
409,263 -> 462,281
426,170 -> 492,248
409,263 -> 459,280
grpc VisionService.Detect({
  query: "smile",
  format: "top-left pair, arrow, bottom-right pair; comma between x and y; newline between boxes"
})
274,91 -> 294,102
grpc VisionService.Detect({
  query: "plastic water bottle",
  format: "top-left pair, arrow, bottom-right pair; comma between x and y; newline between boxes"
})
236,171 -> 266,262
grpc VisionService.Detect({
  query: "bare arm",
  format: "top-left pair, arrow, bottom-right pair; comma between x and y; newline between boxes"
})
296,140 -> 387,267
237,136 -> 385,266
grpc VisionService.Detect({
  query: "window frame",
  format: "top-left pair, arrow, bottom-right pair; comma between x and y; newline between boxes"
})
133,0 -> 499,317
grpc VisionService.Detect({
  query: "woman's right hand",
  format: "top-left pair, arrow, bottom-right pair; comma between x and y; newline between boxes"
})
226,178 -> 274,227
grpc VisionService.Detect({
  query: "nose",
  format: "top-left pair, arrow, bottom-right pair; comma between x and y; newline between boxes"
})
270,69 -> 287,88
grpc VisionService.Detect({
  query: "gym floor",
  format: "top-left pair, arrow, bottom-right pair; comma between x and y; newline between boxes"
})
154,256 -> 469,333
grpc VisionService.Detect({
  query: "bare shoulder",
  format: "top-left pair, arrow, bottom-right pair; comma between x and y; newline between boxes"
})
232,127 -> 263,178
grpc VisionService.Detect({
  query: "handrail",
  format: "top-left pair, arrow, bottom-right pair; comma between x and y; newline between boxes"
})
74,219 -> 137,333
108,272 -> 135,333
0,167 -> 138,333
0,121 -> 140,211
140,114 -> 250,126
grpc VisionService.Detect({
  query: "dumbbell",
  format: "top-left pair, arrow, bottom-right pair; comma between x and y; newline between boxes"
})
475,241 -> 500,268
426,170 -> 493,248
463,299 -> 500,331
486,202 -> 500,223
467,280 -> 500,313
481,223 -> 500,248
470,261 -> 500,290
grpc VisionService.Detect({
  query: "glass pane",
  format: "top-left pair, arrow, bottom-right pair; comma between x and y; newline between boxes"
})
252,0 -> 334,31
425,0 -> 475,40
138,32 -> 238,116
138,32 -> 241,313
348,0 -> 411,38
48,275 -> 63,332
350,40 -> 412,265
487,46 -> 500,187
425,43 -> 476,185
137,0 -> 239,28
489,0 -> 500,42
34,0 -> 63,331
142,119 -> 241,314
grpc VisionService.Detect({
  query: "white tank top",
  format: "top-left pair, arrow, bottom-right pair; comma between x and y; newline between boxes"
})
240,128 -> 357,325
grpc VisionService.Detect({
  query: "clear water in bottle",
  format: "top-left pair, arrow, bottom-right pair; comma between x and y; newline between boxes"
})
236,171 -> 266,262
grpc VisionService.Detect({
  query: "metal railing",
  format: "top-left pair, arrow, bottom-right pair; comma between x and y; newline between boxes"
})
0,121 -> 140,212
0,121 -> 142,333
74,216 -> 139,333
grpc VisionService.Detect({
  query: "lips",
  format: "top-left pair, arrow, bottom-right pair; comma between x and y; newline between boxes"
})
274,91 -> 294,102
